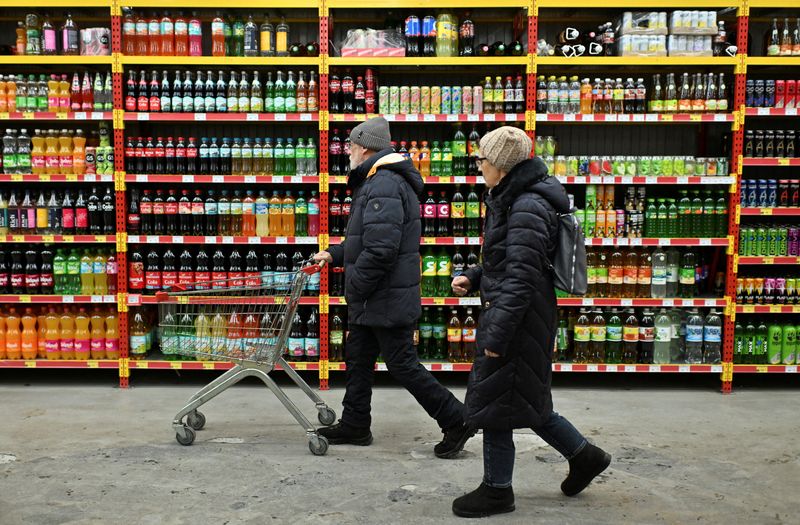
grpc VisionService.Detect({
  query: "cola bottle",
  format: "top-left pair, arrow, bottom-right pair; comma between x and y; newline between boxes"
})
128,188 -> 142,234
165,189 -> 178,235
178,250 -> 194,290
354,76 -> 366,114
145,249 -> 161,293
342,73 -> 354,113
329,129 -> 342,176
153,137 -> 165,174
10,250 -> 23,295
102,187 -> 115,234
162,249 -> 177,291
192,190 -> 204,235
178,189 -> 192,235
25,250 -> 39,294
139,189 -> 152,234
211,249 -> 227,289
152,189 -> 165,234
164,136 -> 176,174
329,75 -> 341,113
87,188 -> 102,234
128,248 -> 144,291
40,249 -> 53,294
228,249 -> 244,287
195,249 -> 211,290
459,13 -> 475,56
144,137 -> 156,174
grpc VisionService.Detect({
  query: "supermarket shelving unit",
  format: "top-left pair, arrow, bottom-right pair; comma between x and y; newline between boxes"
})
0,0 -> 796,392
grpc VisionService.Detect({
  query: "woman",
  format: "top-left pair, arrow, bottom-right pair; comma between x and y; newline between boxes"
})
451,126 -> 611,518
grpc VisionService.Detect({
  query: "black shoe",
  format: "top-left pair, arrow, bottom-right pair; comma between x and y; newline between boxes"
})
452,483 -> 515,518
317,420 -> 373,446
434,423 -> 477,459
561,443 -> 611,497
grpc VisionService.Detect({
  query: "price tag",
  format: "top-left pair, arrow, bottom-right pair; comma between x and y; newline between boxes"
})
679,365 -> 690,373
246,113 -> 259,121
180,175 -> 193,184
690,114 -> 702,121
433,297 -> 445,305
136,175 -> 148,182
245,176 -> 256,183
714,114 -> 728,121
630,238 -> 642,246
405,114 -> 419,122
764,257 -> 775,264
84,360 -> 99,368
212,175 -> 223,183
467,114 -> 479,121
743,305 -> 754,313
275,236 -> 288,244
677,177 -> 689,185
619,176 -> 632,185
452,237 -> 466,245
128,294 -> 141,305
587,364 -> 598,372
195,113 -> 207,121
560,364 -> 573,372
601,238 -> 614,246
376,363 -> 388,371
84,175 -> 96,182
483,114 -> 496,121
786,108 -> 798,116
331,114 -> 344,121
91,295 -> 102,303
441,363 -> 453,371
147,235 -> 159,244
606,364 -> 618,372
172,236 -> 184,244
203,362 -> 216,369
0,112 -> 8,120
222,236 -> 233,244
136,361 -> 149,369
42,235 -> 54,243
621,299 -> 633,306
454,176 -> 466,184
605,114 -> 618,122
301,113 -> 312,121
563,114 -> 576,122
205,236 -> 216,244
383,114 -> 396,121
91,112 -> 104,120
507,113 -> 518,121
22,112 -> 34,119
12,235 -> 24,242
757,107 -> 770,116
422,237 -> 436,244
760,208 -> 773,215
274,113 -> 286,121
137,113 -> 149,121
446,114 -> 459,122
632,115 -> 644,122
248,236 -> 261,244
649,365 -> 660,372
778,158 -> 790,166
582,114 -> 594,122
177,296 -> 189,304
63,295 -> 74,303
56,112 -> 69,120
663,299 -> 674,306
660,114 -> 673,121
705,299 -> 719,307
770,305 -> 782,313
423,114 -> 436,122
786,366 -> 797,373
711,365 -> 723,373
700,239 -> 712,246
170,361 -> 183,369
616,114 -> 630,122
625,365 -> 636,373
25,360 -> 36,368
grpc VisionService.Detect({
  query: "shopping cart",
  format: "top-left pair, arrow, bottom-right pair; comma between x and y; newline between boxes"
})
155,260 -> 336,456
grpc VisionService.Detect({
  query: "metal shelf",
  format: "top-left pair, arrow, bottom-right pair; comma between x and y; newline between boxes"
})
736,304 -> 800,314
747,57 -> 800,66
0,112 -> 112,121
127,235 -> 319,245
125,174 -> 320,184
121,1 -> 317,6
0,174 -> 113,182
121,56 -> 320,66
0,295 -> 117,304
745,108 -> 799,117
537,56 -> 738,66
537,113 -> 735,123
329,56 -> 528,66
126,112 -> 318,122
0,235 -> 116,243
0,359 -> 119,369
127,359 -> 318,370
737,256 -> 800,265
0,56 -> 112,64
557,176 -> 736,185
741,208 -> 800,216
584,238 -> 729,247
741,158 -> 800,166
733,364 -> 799,373
537,0 -> 738,6
330,113 -> 525,123
328,0 -> 526,6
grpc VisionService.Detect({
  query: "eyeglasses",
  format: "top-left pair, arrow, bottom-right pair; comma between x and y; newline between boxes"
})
476,157 -> 487,166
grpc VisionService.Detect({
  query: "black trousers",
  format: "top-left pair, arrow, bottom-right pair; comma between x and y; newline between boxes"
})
342,323 -> 464,430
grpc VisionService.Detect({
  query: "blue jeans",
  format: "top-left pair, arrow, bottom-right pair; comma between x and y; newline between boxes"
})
483,411 -> 588,489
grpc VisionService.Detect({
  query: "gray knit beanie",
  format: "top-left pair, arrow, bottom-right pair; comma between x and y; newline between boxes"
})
479,126 -> 532,173
350,117 -> 392,151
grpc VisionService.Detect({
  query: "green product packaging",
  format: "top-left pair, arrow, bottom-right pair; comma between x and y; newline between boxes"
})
767,324 -> 783,365
782,325 -> 796,365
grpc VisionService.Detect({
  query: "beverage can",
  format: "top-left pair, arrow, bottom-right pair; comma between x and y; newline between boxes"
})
451,86 -> 462,115
389,86 -> 400,114
756,227 -> 767,256
757,179 -> 768,208
768,227 -> 778,256
791,180 -> 800,207
410,86 -> 421,114
789,227 -> 799,256
462,86 -> 473,115
754,278 -> 765,304
85,146 -> 96,175
441,86 -> 452,114
616,209 -> 626,237
747,180 -> 758,208
399,86 -> 411,114
739,227 -> 750,256
775,278 -> 786,304
787,278 -> 797,303
736,278 -> 744,300
777,226 -> 788,256
378,86 -> 389,113
779,179 -> 790,206
431,86 -> 442,114
473,86 -> 483,114
421,86 -> 431,114
764,278 -> 776,303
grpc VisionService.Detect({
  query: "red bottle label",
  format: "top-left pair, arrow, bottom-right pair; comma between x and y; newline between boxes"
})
165,202 -> 178,215
228,272 -> 244,288
342,202 -> 351,216
145,270 -> 162,289
11,273 -> 24,289
211,271 -> 227,287
60,338 -> 74,353
162,271 -> 178,289
423,204 -> 436,219
62,208 -> 75,229
195,271 -> 211,289
139,201 -> 152,215
125,95 -> 136,111
75,208 -> 88,228
137,96 -> 148,111
25,273 -> 40,289
178,202 -> 191,215
178,271 -> 195,288
437,203 -> 450,218
40,273 -> 53,288
128,213 -> 141,229
153,202 -> 165,215
245,272 -> 261,287
129,261 -> 144,289
0,273 -> 8,288
149,96 -> 161,112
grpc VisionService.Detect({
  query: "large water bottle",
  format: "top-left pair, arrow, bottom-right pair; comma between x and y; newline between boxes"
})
654,308 -> 672,364
703,309 -> 722,364
665,248 -> 680,297
669,308 -> 684,362
685,308 -> 704,364
651,247 -> 667,298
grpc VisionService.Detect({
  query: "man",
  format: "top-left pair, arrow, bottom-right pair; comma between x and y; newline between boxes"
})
314,117 -> 473,458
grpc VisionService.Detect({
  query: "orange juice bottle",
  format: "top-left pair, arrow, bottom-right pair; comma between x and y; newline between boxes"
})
268,190 -> 282,236
58,74 -> 70,113
408,141 -> 420,172
45,129 -> 59,174
47,74 -> 59,112
105,311 -> 119,360
58,129 -> 73,174
419,141 -> 431,178
45,307 -> 60,360
21,307 -> 38,360
90,307 -> 105,359
0,313 -> 6,359
31,129 -> 45,175
6,76 -> 17,113
37,310 -> 47,358
72,129 -> 86,175
60,307 -> 75,359
74,308 -> 90,359
5,308 -> 21,359
0,76 -> 7,113
281,191 -> 295,237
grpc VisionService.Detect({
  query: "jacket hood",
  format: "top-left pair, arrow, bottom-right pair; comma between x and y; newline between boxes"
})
349,148 -> 425,197
491,157 -> 571,214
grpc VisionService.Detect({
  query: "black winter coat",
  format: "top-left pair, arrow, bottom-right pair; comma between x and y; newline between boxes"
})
328,149 -> 424,328
462,158 -> 571,431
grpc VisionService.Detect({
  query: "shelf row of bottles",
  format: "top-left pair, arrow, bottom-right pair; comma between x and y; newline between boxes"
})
536,73 -> 729,115
0,306 -> 118,361
125,70 -> 319,114
2,127 -> 113,176
0,248 -> 117,296
12,13 -> 107,57
1,73 -> 112,114
735,320 -> 798,366
0,188 -> 115,236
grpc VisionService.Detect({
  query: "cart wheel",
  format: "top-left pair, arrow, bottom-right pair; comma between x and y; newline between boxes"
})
309,436 -> 329,456
317,408 -> 336,426
187,411 -> 206,431
176,426 -> 196,446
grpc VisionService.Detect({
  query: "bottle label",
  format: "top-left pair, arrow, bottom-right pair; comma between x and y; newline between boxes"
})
25,273 -> 40,289
437,203 -> 450,219
106,260 -> 118,276
92,261 -> 105,274
423,204 -> 436,219
75,208 -> 88,228
638,326 -> 655,342
624,267 -> 638,285
11,273 -> 23,289
288,337 -> 305,358
608,267 -> 623,285
218,202 -> 230,215
162,271 -> 178,289
145,271 -> 161,290
466,202 -> 480,219
704,325 -> 721,343
91,338 -> 104,352
80,261 -> 92,274
590,326 -> 606,342
652,266 -> 667,286
60,338 -> 74,353
40,272 -> 53,288
574,326 -> 590,342
680,267 -> 694,285
637,266 -> 652,285
305,338 -> 320,358
330,330 -> 344,346
656,326 -> 671,343
74,339 -> 91,355
447,328 -> 461,342
607,325 -> 623,342
105,338 -> 119,354
165,202 -> 178,215
667,265 -> 679,283
462,328 -> 476,343
129,335 -> 147,356
432,325 -> 446,340
450,202 -> 465,219
686,325 -> 703,343
587,266 -> 597,285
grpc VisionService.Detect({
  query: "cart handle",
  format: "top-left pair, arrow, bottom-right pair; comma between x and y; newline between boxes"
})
303,259 -> 326,275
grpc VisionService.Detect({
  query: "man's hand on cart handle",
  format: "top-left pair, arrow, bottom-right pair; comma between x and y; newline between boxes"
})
313,251 -> 333,265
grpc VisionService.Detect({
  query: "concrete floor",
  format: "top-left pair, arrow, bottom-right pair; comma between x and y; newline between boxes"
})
0,375 -> 798,525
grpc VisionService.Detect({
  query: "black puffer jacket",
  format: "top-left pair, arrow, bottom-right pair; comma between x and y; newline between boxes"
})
462,158 -> 571,431
328,149 -> 424,328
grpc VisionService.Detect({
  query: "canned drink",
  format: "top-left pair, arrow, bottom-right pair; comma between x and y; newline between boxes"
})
789,227 -> 800,256
755,278 -> 765,304
626,156 -> 637,176
616,210 -> 626,237
779,179 -> 790,206
757,227 -> 767,256
574,208 -> 585,231
399,86 -> 411,114
736,278 -> 744,300
579,156 -> 590,176
661,156 -> 673,176
462,86 -> 473,115
567,156 -> 579,177
85,146 -> 97,175
451,86 -> 462,115
757,179 -> 769,208
775,278 -> 786,304
764,278 -> 776,303
441,86 -> 452,114
747,227 -> 758,256
716,157 -> 728,175
744,278 -> 755,303
791,180 -> 800,206
787,278 -> 797,304
473,86 -> 483,114
389,86 -> 400,114
378,86 -> 390,113
421,86 -> 431,114
430,86 -> 442,114
747,180 -> 758,208
409,86 -> 421,114
740,227 -> 750,256
768,227 -> 778,256
777,226 -> 788,256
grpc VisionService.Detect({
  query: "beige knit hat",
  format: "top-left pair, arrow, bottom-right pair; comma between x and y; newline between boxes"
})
479,126 -> 533,173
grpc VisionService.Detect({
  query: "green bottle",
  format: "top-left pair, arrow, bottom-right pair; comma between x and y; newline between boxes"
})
605,309 -> 622,363
782,325 -> 796,365
667,198 -> 678,238
66,249 -> 81,295
432,308 -> 447,360
306,138 -> 317,176
678,190 -> 691,237
703,191 -> 715,238
466,186 -> 480,237
418,308 -> 433,359
767,323 -> 783,364
263,138 -> 274,175
53,249 -> 66,294
715,192 -> 727,238
265,72 -> 275,112
294,191 -> 308,236
657,198 -> 668,238
441,142 -> 453,176
755,321 -> 769,364
421,250 -> 437,297
274,71 -> 286,112
436,250 -> 452,297
285,71 -> 297,113
691,191 -> 703,236
284,138 -> 295,176
734,320 -> 744,364
232,17 -> 245,56
744,321 -> 756,364
430,141 -> 442,176
645,199 -> 657,237
274,138 -> 285,176
452,128 -> 467,177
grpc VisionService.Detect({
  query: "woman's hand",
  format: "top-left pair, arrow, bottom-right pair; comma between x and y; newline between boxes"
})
484,349 -> 500,358
451,275 -> 472,297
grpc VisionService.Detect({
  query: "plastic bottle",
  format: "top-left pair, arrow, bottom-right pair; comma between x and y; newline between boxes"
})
308,191 -> 320,236
89,308 -> 105,359
573,308 -> 590,363
589,308 -> 606,363
160,12 -> 174,56
782,324 -> 796,365
129,309 -> 147,359
37,310 -> 47,358
606,309 -> 623,363
5,308 -> 21,359
58,129 -> 73,175
654,308 -> 672,364
651,247 -> 667,298
44,130 -> 58,175
80,249 -> 93,295
74,308 -> 90,360
93,251 -> 107,295
21,307 -> 38,360
0,314 -> 6,359
638,308 -> 655,364
188,12 -> 202,56
72,129 -> 86,175
669,309 -> 684,362
685,308 -> 704,364
59,307 -> 75,360
44,308 -> 60,360
703,309 -> 722,364
210,312 -> 227,355
174,12 -> 188,56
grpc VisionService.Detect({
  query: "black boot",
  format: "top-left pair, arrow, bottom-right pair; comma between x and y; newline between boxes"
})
317,420 -> 373,446
434,423 -> 477,459
561,443 -> 611,497
452,483 -> 515,518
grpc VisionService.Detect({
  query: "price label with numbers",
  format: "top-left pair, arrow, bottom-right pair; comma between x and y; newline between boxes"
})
136,175 -> 148,182
177,296 -> 189,304
677,177 -> 688,185
63,295 -> 74,303
423,114 -> 436,122
711,365 -> 723,373
625,365 -> 636,372
446,114 -> 459,122
467,114 -> 479,121
621,299 -> 633,306
757,107 -> 770,116
42,235 -> 54,243
632,115 -> 644,122
704,299 -> 719,307
770,305 -> 782,313
222,236 -> 233,244
244,176 -> 256,183
92,112 -> 104,120
587,364 -> 598,372
433,298 -> 445,305
679,365 -> 690,373
630,238 -> 642,246
454,237 -> 466,245
77,111 -> 89,119
147,236 -> 159,244
195,113 -> 207,121
663,299 -> 674,306
560,364 -> 573,372
764,257 -> 774,264
616,114 -> 630,122
563,114 -> 575,122
248,236 -> 260,244
246,113 -> 259,121
786,366 -> 797,373
483,114 -> 495,121
690,114 -> 702,121
129,295 -> 140,305
620,176 -> 632,184
274,114 -> 287,121
786,108 -> 798,116
212,175 -> 224,183
182,175 -> 194,183
203,362 -> 216,369
660,114 -> 673,121
273,296 -> 285,304
56,112 -> 68,120
171,362 -> 183,369
582,114 -> 594,122
743,305 -> 754,313
714,114 -> 728,121
700,239 -> 712,246
601,238 -> 614,246
205,236 -> 216,244
649,365 -> 660,372
760,208 -> 773,215
275,236 -> 288,244
137,113 -> 149,121
0,113 -> 8,120
173,236 -> 184,244
22,112 -> 34,119
301,113 -> 312,121
606,364 -> 618,372
441,363 -> 453,371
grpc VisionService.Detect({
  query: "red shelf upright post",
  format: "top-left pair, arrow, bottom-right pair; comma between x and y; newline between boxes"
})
319,10 -> 330,390
526,5 -> 537,148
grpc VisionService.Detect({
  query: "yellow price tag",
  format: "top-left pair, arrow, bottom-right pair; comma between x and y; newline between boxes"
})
770,305 -> 782,313
778,158 -> 790,166
25,360 -> 36,368
177,296 -> 189,304
56,113 -> 68,120
171,362 -> 183,369
19,295 -> 31,303
422,237 -> 436,244
756,365 -> 768,373
294,362 -> 308,371
743,305 -> 755,313
22,112 -> 34,119
203,362 -> 215,369
433,297 -> 445,305
764,257 -> 774,264
39,174 -> 50,181
274,297 -> 285,304
0,112 -> 8,119
136,361 -> 149,369
66,174 -> 77,181
661,114 -> 673,121
11,174 -> 22,181
42,235 -> 54,243
63,235 -> 74,242
95,235 -> 107,242
13,235 -> 24,242
760,208 -> 773,215
690,114 -> 702,121
87,360 -> 99,368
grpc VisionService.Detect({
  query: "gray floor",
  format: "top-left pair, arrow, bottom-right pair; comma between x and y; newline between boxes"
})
0,377 -> 798,525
